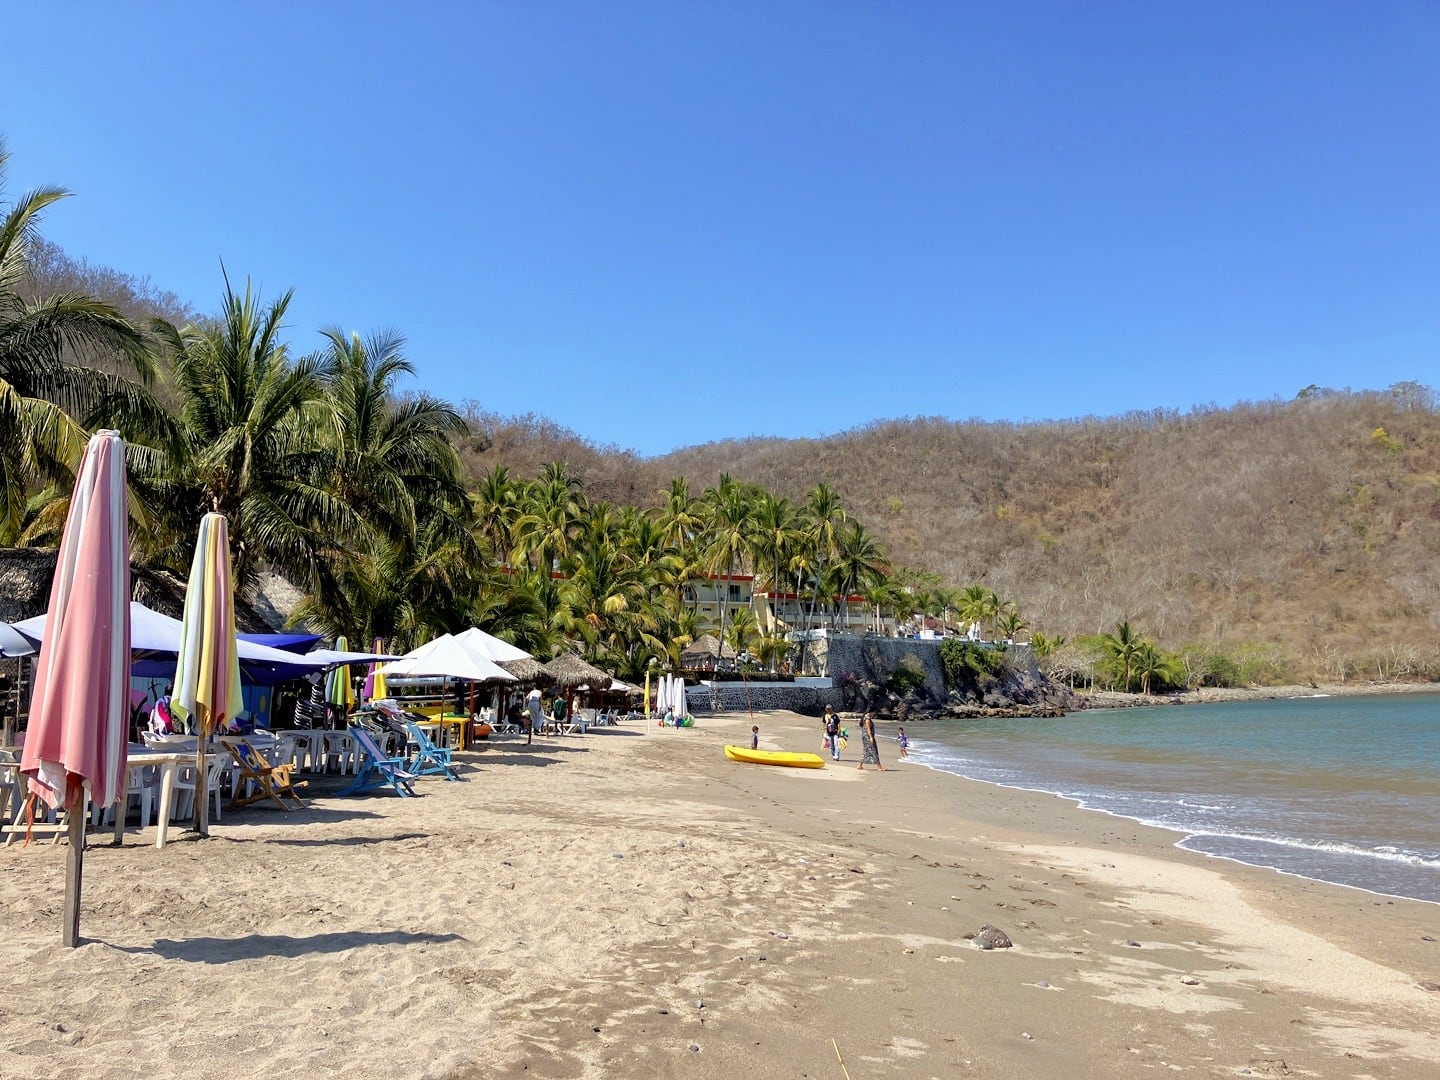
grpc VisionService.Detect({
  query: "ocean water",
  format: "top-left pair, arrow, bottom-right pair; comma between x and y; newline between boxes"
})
907,693 -> 1440,904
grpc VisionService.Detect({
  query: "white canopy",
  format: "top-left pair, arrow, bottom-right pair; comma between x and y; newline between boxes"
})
377,633 -> 517,683
13,601 -> 334,673
0,620 -> 35,657
305,647 -> 400,667
455,627 -> 533,663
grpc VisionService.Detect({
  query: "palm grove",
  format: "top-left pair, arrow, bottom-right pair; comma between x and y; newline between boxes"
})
4,145 -> 1188,692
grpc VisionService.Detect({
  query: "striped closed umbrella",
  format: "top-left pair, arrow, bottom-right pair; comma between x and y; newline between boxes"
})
171,512 -> 243,837
362,635 -> 387,702
326,635 -> 355,719
20,431 -> 131,946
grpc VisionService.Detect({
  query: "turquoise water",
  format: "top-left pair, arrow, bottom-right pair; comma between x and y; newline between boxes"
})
908,693 -> 1440,904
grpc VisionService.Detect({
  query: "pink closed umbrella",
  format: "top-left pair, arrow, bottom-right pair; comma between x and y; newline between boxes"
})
20,430 -> 131,947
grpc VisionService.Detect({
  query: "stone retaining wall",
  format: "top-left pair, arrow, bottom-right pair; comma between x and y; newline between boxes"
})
689,682 -> 841,716
687,636 -> 1038,715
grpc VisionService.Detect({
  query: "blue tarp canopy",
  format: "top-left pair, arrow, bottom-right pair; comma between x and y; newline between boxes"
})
238,631 -> 323,654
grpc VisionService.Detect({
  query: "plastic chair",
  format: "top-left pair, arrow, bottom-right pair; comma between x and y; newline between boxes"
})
322,731 -> 358,775
90,764 -> 159,829
172,756 -> 229,823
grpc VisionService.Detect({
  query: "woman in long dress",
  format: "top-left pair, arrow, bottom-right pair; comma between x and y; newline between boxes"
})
857,712 -> 884,771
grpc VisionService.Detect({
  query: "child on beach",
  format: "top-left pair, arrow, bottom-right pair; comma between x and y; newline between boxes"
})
896,727 -> 910,757
750,724 -> 760,750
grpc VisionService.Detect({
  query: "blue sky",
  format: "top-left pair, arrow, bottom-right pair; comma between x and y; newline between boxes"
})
8,2 -> 1438,456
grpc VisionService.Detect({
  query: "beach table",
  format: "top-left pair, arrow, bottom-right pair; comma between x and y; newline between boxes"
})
126,736 -> 280,847
119,747 -> 191,848
1,746 -> 191,849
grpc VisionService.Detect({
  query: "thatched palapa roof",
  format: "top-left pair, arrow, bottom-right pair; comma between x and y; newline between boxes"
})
542,653 -> 613,690
498,656 -> 554,687
680,633 -> 734,661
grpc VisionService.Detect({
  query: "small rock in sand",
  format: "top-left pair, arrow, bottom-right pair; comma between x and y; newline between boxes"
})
1125,940 -> 1142,948
1180,976 -> 1201,986
1418,981 -> 1440,992
975,925 -> 1012,950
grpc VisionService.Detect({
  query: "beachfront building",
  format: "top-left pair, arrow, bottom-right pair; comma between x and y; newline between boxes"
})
683,573 -> 896,636
682,573 -> 756,626
753,588 -> 896,635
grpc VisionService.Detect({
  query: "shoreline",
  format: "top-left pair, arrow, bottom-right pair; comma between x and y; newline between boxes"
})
1072,679 -> 1440,710
2,708 -> 1437,1078
903,750 -> 1440,909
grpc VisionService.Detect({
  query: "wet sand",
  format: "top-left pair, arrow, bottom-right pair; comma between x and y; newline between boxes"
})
1,709 -> 1436,1078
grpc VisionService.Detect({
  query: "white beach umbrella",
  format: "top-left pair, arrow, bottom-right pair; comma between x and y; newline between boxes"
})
455,627 -> 533,664
377,634 -> 516,683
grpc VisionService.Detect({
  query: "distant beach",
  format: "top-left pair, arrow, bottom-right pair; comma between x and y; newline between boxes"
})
2,709 -> 1437,1078
1075,679 -> 1440,709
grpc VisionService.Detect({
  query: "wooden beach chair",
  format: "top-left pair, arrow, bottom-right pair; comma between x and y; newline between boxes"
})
221,737 -> 307,811
342,726 -> 418,798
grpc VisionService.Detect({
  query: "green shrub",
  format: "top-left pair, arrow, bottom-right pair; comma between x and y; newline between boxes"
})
887,654 -> 928,694
939,639 -> 1007,688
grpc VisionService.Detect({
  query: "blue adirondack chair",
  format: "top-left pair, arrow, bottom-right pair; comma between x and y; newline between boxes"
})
402,719 -> 460,781
341,726 -> 419,797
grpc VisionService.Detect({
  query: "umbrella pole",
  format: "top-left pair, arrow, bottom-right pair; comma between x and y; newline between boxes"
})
194,732 -> 209,837
63,789 -> 87,947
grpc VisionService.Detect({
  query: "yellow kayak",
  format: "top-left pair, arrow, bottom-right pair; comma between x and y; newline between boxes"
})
724,745 -> 826,769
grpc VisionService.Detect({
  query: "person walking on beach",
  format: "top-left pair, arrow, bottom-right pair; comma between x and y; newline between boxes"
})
896,726 -> 910,758
750,724 -> 760,750
526,686 -> 543,743
823,706 -> 841,760
857,712 -> 884,771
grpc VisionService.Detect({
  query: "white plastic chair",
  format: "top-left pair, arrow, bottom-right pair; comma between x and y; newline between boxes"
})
91,765 -> 159,829
172,756 -> 229,823
322,732 -> 358,774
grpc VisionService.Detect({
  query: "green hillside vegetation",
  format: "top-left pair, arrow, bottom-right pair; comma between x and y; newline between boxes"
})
7,142 -> 1439,690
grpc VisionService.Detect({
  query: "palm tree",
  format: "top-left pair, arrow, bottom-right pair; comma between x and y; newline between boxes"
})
1099,619 -> 1144,692
722,606 -> 759,665
802,482 -> 846,632
315,326 -> 468,545
472,463 -> 520,563
559,531 -> 662,665
158,273 -> 355,592
1030,631 -> 1066,659
0,141 -> 155,537
1132,642 -> 1179,695
291,506 -> 479,649
658,476 -> 703,549
995,604 -> 1028,642
958,585 -> 1000,640
699,473 -> 756,687
832,519 -> 889,630
513,463 -> 584,575
750,492 -> 802,632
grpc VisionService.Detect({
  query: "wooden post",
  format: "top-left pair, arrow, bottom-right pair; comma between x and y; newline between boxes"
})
62,799 -> 86,947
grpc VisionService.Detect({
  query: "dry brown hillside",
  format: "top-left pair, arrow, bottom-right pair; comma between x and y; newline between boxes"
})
468,386 -> 1440,681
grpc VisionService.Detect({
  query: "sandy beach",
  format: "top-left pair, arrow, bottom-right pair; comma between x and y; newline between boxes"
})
2,709 -> 1437,1079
